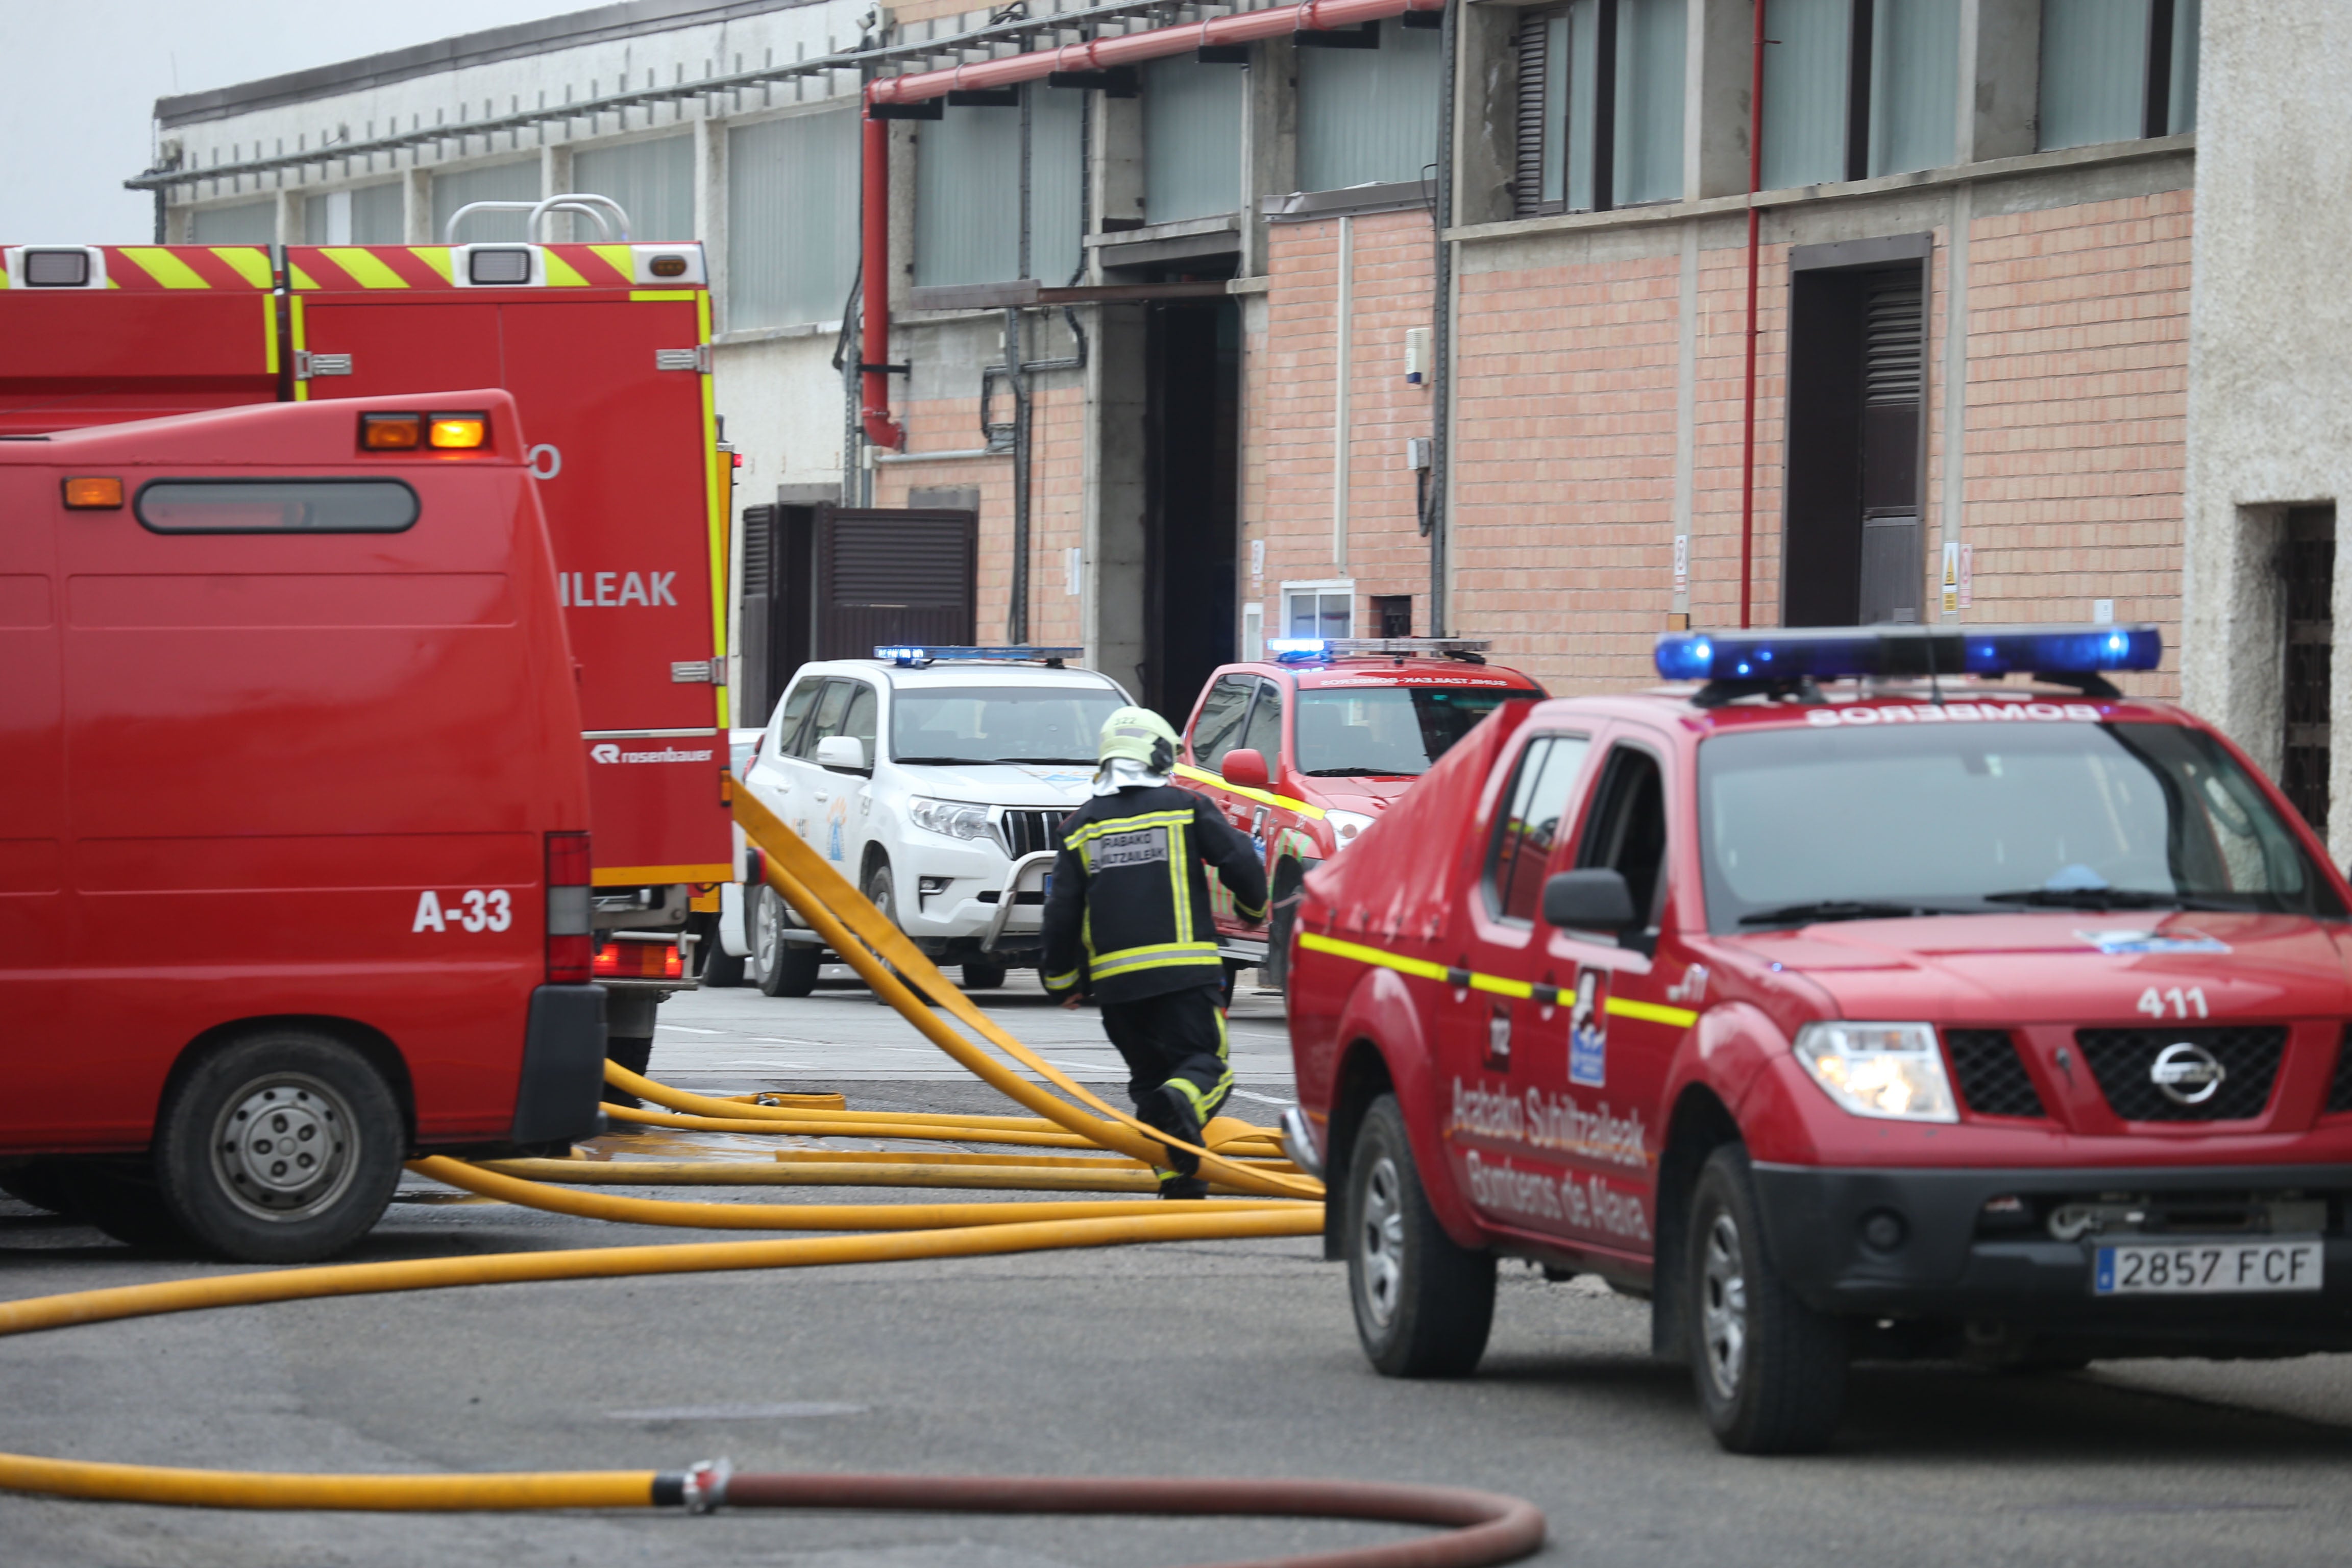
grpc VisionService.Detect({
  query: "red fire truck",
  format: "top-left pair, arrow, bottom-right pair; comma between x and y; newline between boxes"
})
1,228 -> 732,1074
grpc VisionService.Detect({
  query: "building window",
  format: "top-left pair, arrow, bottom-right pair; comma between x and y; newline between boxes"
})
302,184 -> 404,245
574,133 -> 696,241
431,160 -> 541,244
190,200 -> 277,244
1144,57 -> 1244,223
913,86 -> 1084,289
1297,20 -> 1443,192
1763,0 -> 1961,190
1283,581 -> 1354,640
729,110 -> 859,330
2282,506 -> 2334,840
1513,0 -> 1685,217
1371,595 -> 1414,638
2038,0 -> 2199,151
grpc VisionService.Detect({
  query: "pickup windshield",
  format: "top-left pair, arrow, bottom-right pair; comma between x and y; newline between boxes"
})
1698,718 -> 2344,930
1294,685 -> 1525,777
891,687 -> 1123,766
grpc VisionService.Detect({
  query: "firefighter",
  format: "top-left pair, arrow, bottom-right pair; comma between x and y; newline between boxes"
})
1042,707 -> 1268,1200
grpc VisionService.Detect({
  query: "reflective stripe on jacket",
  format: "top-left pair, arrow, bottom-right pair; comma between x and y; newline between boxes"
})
1041,786 -> 1267,1005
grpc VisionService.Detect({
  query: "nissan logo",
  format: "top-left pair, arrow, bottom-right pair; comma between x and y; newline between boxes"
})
2150,1041 -> 2226,1105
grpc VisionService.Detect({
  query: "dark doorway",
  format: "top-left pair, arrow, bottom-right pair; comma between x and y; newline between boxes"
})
1783,237 -> 1929,627
1143,298 -> 1241,719
2282,505 -> 2335,838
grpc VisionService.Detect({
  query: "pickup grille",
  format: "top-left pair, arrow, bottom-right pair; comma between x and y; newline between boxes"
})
2077,1026 -> 2288,1122
1945,1029 -> 2045,1118
997,807 -> 1065,860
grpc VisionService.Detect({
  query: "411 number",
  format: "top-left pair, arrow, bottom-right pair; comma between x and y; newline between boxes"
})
2138,985 -> 2208,1020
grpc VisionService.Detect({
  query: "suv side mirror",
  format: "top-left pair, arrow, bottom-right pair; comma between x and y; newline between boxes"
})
1221,747 -> 1270,790
1542,868 -> 1639,932
814,734 -> 867,773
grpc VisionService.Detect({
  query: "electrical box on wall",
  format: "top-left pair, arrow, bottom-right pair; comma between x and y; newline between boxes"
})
1404,327 -> 1431,385
1405,437 -> 1432,472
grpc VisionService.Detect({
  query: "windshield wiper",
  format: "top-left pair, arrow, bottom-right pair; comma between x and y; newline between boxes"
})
1302,766 -> 1414,778
1738,900 -> 1945,927
1980,887 -> 2243,911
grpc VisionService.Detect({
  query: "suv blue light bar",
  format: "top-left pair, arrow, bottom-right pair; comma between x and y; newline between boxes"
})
876,645 -> 1084,668
1654,624 -> 2162,683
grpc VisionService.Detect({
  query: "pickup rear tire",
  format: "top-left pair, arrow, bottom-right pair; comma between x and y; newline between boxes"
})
1687,1145 -> 1848,1454
752,883 -> 820,997
1345,1094 -> 1495,1378
153,1032 -> 405,1264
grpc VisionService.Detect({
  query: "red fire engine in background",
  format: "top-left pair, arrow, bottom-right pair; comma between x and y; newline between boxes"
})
1,217 -> 733,1070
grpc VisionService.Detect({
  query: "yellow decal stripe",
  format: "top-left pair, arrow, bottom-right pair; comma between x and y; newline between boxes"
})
289,262 -> 323,291
408,247 -> 455,283
543,251 -> 590,287
115,248 -> 210,289
592,863 -> 732,887
590,243 -> 635,278
288,297 -> 308,402
262,297 -> 278,374
697,289 -> 727,728
322,248 -> 408,289
631,288 -> 696,302
210,247 -> 272,288
1171,764 -> 1327,820
1297,931 -> 1699,1028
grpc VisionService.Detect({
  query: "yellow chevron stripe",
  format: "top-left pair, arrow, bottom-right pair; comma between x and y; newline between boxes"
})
590,243 -> 634,278
322,248 -> 408,289
289,262 -> 323,291
1296,930 -> 1698,1028
210,247 -> 272,288
114,248 -> 209,289
408,247 -> 455,283
543,250 -> 590,287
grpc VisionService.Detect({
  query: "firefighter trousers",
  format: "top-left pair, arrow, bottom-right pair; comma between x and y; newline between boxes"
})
1097,983 -> 1233,1177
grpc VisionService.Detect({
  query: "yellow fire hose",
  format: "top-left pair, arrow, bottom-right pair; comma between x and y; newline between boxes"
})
0,806 -> 1547,1563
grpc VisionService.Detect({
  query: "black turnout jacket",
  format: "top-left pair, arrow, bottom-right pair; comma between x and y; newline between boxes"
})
1041,786 -> 1268,1006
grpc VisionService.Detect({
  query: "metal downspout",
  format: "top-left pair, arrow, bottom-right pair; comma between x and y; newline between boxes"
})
1425,0 -> 1459,636
1738,0 -> 1767,629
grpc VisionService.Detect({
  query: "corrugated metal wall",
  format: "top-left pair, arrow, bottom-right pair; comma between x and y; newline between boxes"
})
303,183 -> 405,244
574,133 -> 696,241
915,103 -> 1022,286
1144,58 -> 1243,223
729,109 -> 859,328
1295,20 -> 1442,192
1029,86 -> 1086,284
190,200 -> 277,243
1761,0 -> 1851,189
1613,0 -> 1684,203
430,159 -> 542,243
1868,0 -> 1959,176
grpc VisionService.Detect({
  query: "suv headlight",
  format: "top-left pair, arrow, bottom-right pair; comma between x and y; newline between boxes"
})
1325,808 -> 1376,848
1792,1022 -> 1958,1122
909,797 -> 992,841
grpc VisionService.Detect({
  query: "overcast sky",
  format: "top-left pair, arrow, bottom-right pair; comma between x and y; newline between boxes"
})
2,1 -> 589,241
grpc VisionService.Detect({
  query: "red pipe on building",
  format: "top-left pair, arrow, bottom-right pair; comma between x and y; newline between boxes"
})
1736,0 -> 1766,629
857,0 -> 1447,452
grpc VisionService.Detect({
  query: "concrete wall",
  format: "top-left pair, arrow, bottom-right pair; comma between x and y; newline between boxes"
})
2181,0 -> 2352,864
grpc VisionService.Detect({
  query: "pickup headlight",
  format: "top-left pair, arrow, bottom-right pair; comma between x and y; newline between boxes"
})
909,797 -> 992,842
1792,1022 -> 1958,1122
1325,808 -> 1376,849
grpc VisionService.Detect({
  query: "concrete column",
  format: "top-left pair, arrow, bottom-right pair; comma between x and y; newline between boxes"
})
1671,221 -> 1699,623
1454,3 -> 1519,226
540,144 -> 574,240
1088,90 -> 1144,282
1688,0 -> 1756,201
1965,0 -> 2041,163
274,189 -> 301,246
403,167 -> 433,243
889,119 -> 917,315
1240,39 -> 1297,277
1937,182 -> 1971,619
697,116 -> 728,333
1085,303 -> 1149,696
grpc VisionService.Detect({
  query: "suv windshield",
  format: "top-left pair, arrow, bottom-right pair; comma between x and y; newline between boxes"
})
1294,685 -> 1522,777
891,685 -> 1123,766
1698,719 -> 2344,930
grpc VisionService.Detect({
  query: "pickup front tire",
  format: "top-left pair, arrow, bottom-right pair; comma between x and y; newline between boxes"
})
1687,1145 -> 1848,1454
752,882 -> 821,997
1346,1094 -> 1495,1378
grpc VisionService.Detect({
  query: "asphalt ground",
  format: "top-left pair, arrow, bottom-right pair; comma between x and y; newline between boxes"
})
7,974 -> 2352,1565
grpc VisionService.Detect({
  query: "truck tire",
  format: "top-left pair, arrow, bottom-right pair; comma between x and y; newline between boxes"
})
1686,1144 -> 1848,1454
1346,1094 -> 1495,1378
961,959 -> 1008,990
752,883 -> 820,998
152,1031 -> 405,1264
701,906 -> 746,988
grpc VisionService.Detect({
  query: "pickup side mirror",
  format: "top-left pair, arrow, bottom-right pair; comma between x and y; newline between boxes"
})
814,734 -> 868,773
1221,747 -> 1270,790
1542,868 -> 1639,932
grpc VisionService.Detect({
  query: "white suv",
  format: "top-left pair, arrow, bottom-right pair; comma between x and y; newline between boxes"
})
732,649 -> 1130,996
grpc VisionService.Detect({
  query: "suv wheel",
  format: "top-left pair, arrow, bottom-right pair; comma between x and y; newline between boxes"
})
753,882 -> 820,997
1687,1144 -> 1848,1453
153,1032 -> 405,1263
962,959 -> 1008,990
1346,1094 -> 1495,1377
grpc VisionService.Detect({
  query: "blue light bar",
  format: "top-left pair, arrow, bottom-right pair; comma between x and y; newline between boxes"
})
1265,638 -> 1326,654
874,645 -> 1085,668
1653,624 -> 2162,683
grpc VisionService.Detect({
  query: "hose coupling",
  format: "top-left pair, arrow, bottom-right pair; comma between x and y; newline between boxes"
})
655,1456 -> 732,1513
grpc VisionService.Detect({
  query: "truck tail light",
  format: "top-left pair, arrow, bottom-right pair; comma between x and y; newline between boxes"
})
546,831 -> 592,983
593,939 -> 684,979
62,476 -> 124,509
427,412 -> 488,449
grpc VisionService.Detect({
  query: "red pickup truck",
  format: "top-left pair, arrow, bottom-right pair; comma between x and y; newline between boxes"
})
0,393 -> 604,1261
1282,624 -> 2352,1451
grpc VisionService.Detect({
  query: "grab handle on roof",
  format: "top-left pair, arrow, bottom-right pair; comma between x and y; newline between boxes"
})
441,193 -> 634,244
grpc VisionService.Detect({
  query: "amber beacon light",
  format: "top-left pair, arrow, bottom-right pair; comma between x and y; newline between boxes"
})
360,413 -> 423,450
428,412 -> 488,449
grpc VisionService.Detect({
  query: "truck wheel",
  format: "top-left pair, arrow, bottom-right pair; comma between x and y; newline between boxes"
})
862,861 -> 938,1008
752,884 -> 820,997
1346,1094 -> 1495,1378
961,959 -> 1008,990
1686,1145 -> 1848,1454
153,1032 -> 405,1264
